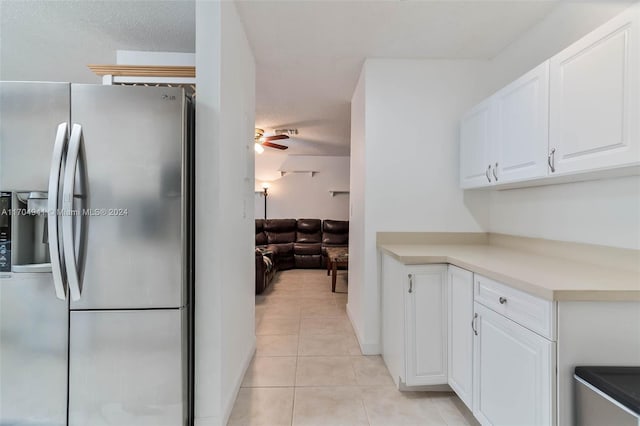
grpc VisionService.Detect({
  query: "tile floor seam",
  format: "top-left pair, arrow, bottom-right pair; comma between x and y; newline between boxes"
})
359,389 -> 372,426
291,302 -> 301,426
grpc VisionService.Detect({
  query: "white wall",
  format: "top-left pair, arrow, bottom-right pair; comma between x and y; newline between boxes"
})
489,177 -> 640,249
348,68 -> 366,346
484,0 -> 640,249
348,59 -> 491,353
195,2 -> 256,425
254,153 -> 350,220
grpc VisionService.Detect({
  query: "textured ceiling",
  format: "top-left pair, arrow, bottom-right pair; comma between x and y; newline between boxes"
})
0,0 -> 195,83
237,0 -> 559,156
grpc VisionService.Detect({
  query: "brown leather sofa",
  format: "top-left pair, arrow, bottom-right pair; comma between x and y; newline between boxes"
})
295,219 -> 323,269
255,218 -> 349,294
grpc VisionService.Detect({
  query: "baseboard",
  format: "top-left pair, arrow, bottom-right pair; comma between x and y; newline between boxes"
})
221,336 -> 256,426
398,382 -> 453,392
346,302 -> 381,355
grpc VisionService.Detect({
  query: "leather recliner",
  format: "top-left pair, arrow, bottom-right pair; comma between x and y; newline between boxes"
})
295,219 -> 323,268
265,219 -> 296,271
254,218 -> 349,294
321,219 -> 349,267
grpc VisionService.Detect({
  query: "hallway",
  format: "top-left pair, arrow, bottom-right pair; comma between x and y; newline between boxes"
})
228,269 -> 477,425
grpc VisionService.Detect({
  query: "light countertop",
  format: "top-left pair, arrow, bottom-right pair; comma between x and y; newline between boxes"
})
378,243 -> 640,301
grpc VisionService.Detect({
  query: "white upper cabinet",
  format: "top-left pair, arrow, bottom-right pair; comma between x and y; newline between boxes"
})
460,62 -> 550,188
460,4 -> 639,189
494,61 -> 550,183
549,5 -> 639,175
460,98 -> 494,188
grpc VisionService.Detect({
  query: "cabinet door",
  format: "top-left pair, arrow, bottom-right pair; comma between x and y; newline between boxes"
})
473,303 -> 554,426
494,62 -> 550,183
447,266 -> 474,409
460,98 -> 494,188
381,253 -> 405,387
404,265 -> 447,386
549,5 -> 640,174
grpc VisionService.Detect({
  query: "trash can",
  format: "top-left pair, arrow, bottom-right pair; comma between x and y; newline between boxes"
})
574,366 -> 640,426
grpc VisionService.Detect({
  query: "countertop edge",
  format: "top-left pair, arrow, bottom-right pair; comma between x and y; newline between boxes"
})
378,245 -> 640,302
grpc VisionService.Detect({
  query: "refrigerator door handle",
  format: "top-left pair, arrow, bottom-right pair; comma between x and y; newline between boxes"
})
63,123 -> 83,301
48,122 -> 68,300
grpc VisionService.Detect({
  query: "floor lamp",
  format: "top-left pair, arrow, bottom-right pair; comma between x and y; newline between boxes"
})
261,182 -> 270,220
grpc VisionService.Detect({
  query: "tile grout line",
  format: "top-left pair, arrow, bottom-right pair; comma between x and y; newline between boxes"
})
291,275 -> 303,426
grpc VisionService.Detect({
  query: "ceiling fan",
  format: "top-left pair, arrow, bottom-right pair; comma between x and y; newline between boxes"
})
254,128 -> 298,153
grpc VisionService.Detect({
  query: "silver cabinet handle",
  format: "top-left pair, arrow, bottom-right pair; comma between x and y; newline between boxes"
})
63,124 -> 84,301
408,274 -> 413,293
499,297 -> 507,304
548,148 -> 556,173
471,313 -> 478,336
493,162 -> 498,181
486,165 -> 492,183
48,122 -> 69,301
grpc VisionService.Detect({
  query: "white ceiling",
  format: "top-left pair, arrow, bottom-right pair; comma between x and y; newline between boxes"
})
237,0 -> 560,156
1,0 -> 562,156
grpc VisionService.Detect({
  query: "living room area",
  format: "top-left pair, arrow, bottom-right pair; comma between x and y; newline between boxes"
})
253,148 -> 351,296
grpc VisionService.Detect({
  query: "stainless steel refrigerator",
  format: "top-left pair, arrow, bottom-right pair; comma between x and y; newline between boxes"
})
0,82 -> 194,425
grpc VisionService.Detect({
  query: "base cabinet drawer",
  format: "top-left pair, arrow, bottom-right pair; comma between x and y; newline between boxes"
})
473,303 -> 555,426
475,274 -> 555,340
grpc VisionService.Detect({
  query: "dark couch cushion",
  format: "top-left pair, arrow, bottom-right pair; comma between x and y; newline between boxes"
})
294,242 -> 322,255
297,219 -> 321,232
295,254 -> 322,269
264,219 -> 297,232
267,231 -> 296,244
278,257 -> 296,270
255,219 -> 267,246
265,219 -> 297,244
256,233 -> 267,246
297,231 -> 322,243
267,243 -> 294,256
322,220 -> 349,245
323,219 -> 349,233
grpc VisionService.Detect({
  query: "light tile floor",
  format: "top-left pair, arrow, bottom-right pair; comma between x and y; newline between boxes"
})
228,269 -> 478,426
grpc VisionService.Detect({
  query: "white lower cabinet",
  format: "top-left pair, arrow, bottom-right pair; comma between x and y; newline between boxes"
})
447,265 -> 474,409
381,253 -> 447,387
473,302 -> 555,426
381,254 -> 637,426
405,264 -> 448,386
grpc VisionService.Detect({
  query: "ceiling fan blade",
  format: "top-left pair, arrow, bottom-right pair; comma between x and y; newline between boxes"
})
263,141 -> 289,150
263,134 -> 289,141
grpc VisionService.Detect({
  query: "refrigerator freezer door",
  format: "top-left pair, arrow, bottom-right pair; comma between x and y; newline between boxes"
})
70,85 -> 185,310
0,82 -> 70,192
68,309 -> 185,426
0,273 -> 68,425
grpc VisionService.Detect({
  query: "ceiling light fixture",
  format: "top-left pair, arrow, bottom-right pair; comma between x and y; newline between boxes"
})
254,143 -> 264,154
274,129 -> 298,136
